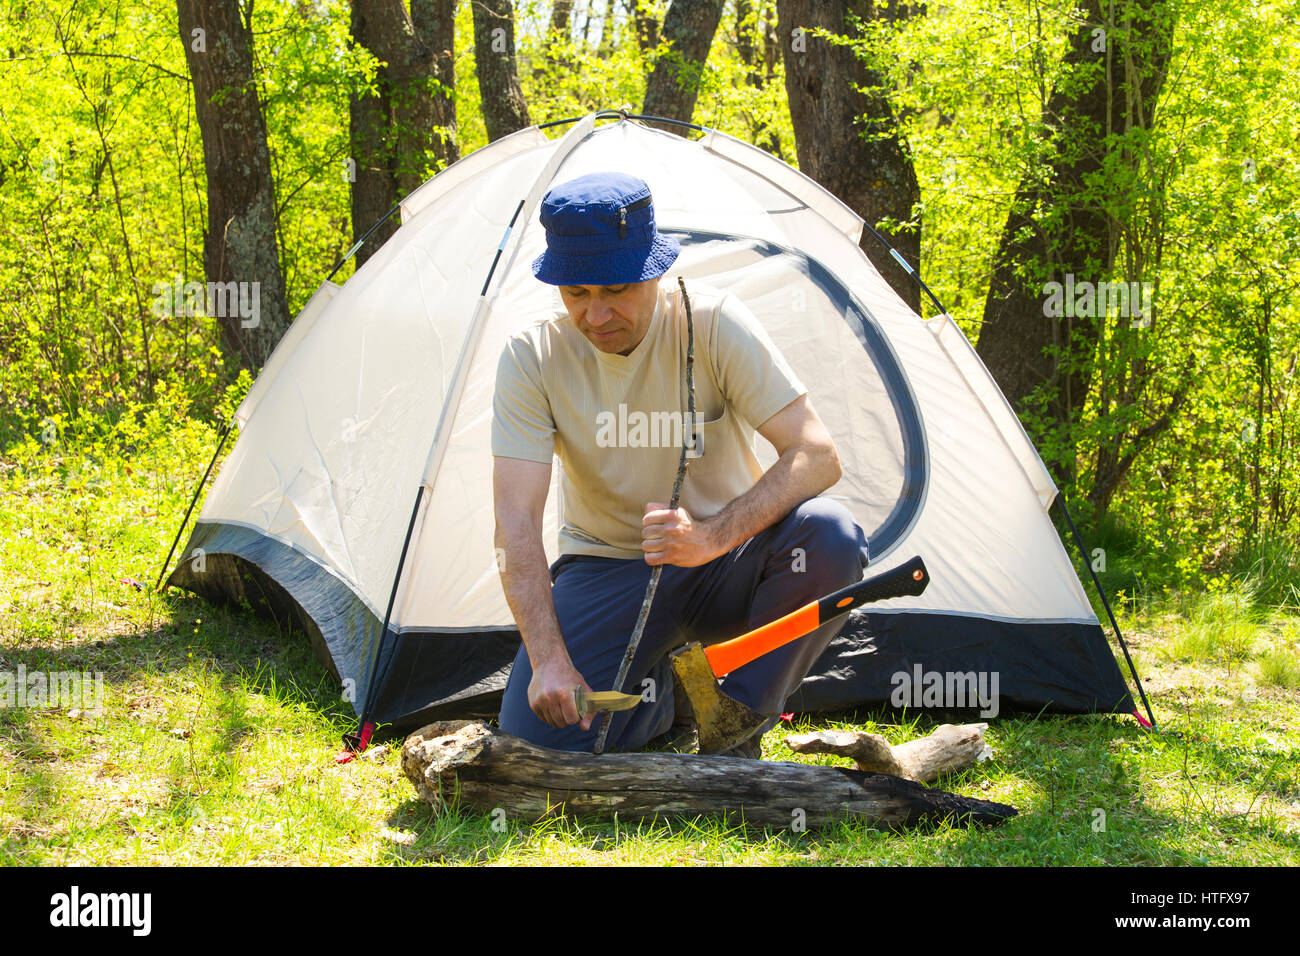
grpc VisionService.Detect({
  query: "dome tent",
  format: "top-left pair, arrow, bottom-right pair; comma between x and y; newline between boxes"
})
164,111 -> 1139,741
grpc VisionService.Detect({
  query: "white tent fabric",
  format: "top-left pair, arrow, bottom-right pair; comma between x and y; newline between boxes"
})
171,113 -> 1132,727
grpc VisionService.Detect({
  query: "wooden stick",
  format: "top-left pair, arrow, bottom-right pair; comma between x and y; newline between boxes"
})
402,720 -> 1015,829
783,723 -> 993,784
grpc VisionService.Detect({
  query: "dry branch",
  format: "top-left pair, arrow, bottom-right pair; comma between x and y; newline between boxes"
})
783,723 -> 993,783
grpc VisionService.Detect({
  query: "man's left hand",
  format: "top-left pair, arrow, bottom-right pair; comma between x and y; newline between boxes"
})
642,502 -> 722,567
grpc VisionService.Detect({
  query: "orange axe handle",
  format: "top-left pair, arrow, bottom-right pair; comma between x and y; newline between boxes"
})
703,555 -> 930,678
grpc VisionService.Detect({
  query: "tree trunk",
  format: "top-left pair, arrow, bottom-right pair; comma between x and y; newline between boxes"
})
176,0 -> 289,371
402,720 -> 1017,828
549,0 -> 573,38
735,0 -> 783,157
543,0 -> 574,72
975,0 -> 1177,489
778,0 -> 921,312
641,0 -> 724,133
472,0 -> 531,142
736,0 -> 761,85
350,0 -> 459,266
631,0 -> 659,51
595,0 -> 617,56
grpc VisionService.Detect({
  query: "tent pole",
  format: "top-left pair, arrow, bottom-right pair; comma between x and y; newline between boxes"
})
348,198 -> 530,746
1053,493 -> 1160,731
537,109 -> 712,135
859,220 -> 947,319
154,418 -> 234,592
326,201 -> 404,282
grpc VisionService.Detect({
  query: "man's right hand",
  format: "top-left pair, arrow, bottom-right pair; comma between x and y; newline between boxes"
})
496,456 -> 592,732
528,659 -> 595,731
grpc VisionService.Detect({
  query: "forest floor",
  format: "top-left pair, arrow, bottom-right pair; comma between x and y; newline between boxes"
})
2,430 -> 1298,866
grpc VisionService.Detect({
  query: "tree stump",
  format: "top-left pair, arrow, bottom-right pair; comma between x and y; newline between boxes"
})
401,720 -> 1015,830
783,723 -> 993,783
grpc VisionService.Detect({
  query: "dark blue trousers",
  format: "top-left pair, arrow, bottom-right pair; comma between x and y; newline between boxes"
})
498,497 -> 869,752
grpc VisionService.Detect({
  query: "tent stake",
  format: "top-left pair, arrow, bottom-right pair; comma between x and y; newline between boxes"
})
154,419 -> 233,592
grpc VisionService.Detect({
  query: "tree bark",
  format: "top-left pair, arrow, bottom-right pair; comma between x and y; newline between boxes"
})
350,0 -> 459,266
176,0 -> 289,371
472,0 -> 531,142
641,0 -> 724,133
975,0 -> 1177,490
402,720 -> 1017,828
777,0 -> 921,312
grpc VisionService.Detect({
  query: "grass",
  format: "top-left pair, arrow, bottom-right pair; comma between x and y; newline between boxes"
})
1256,636 -> 1300,690
1160,585 -> 1267,663
1229,530 -> 1300,614
1,421 -> 1298,865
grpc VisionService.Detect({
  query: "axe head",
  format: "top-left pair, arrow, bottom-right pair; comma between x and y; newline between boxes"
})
669,642 -> 769,754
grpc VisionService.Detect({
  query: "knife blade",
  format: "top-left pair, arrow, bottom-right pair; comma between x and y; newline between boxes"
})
574,687 -> 642,715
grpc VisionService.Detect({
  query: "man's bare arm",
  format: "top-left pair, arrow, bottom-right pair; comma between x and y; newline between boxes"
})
641,393 -> 841,566
493,455 -> 593,728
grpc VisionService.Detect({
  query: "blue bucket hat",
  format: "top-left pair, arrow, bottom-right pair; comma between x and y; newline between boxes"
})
531,171 -> 680,286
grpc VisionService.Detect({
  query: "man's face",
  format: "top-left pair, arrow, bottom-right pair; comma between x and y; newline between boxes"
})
559,279 -> 659,356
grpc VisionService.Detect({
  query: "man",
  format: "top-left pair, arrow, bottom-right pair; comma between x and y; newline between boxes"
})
492,171 -> 868,756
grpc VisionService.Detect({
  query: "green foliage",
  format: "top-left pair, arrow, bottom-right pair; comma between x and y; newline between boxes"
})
1111,0 -> 1300,588
850,0 -> 1300,586
0,0 -> 361,433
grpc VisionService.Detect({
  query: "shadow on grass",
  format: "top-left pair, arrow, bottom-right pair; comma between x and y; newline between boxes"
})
376,795 -> 844,865
0,589 -> 353,851
0,590 -> 352,737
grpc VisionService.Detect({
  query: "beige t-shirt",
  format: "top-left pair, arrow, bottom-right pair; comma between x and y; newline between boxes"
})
492,277 -> 806,560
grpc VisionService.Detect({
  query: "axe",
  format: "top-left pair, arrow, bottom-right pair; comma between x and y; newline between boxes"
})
669,554 -> 931,754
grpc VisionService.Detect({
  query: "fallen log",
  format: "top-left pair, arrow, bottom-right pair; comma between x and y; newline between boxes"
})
783,723 -> 993,784
402,720 -> 1016,829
